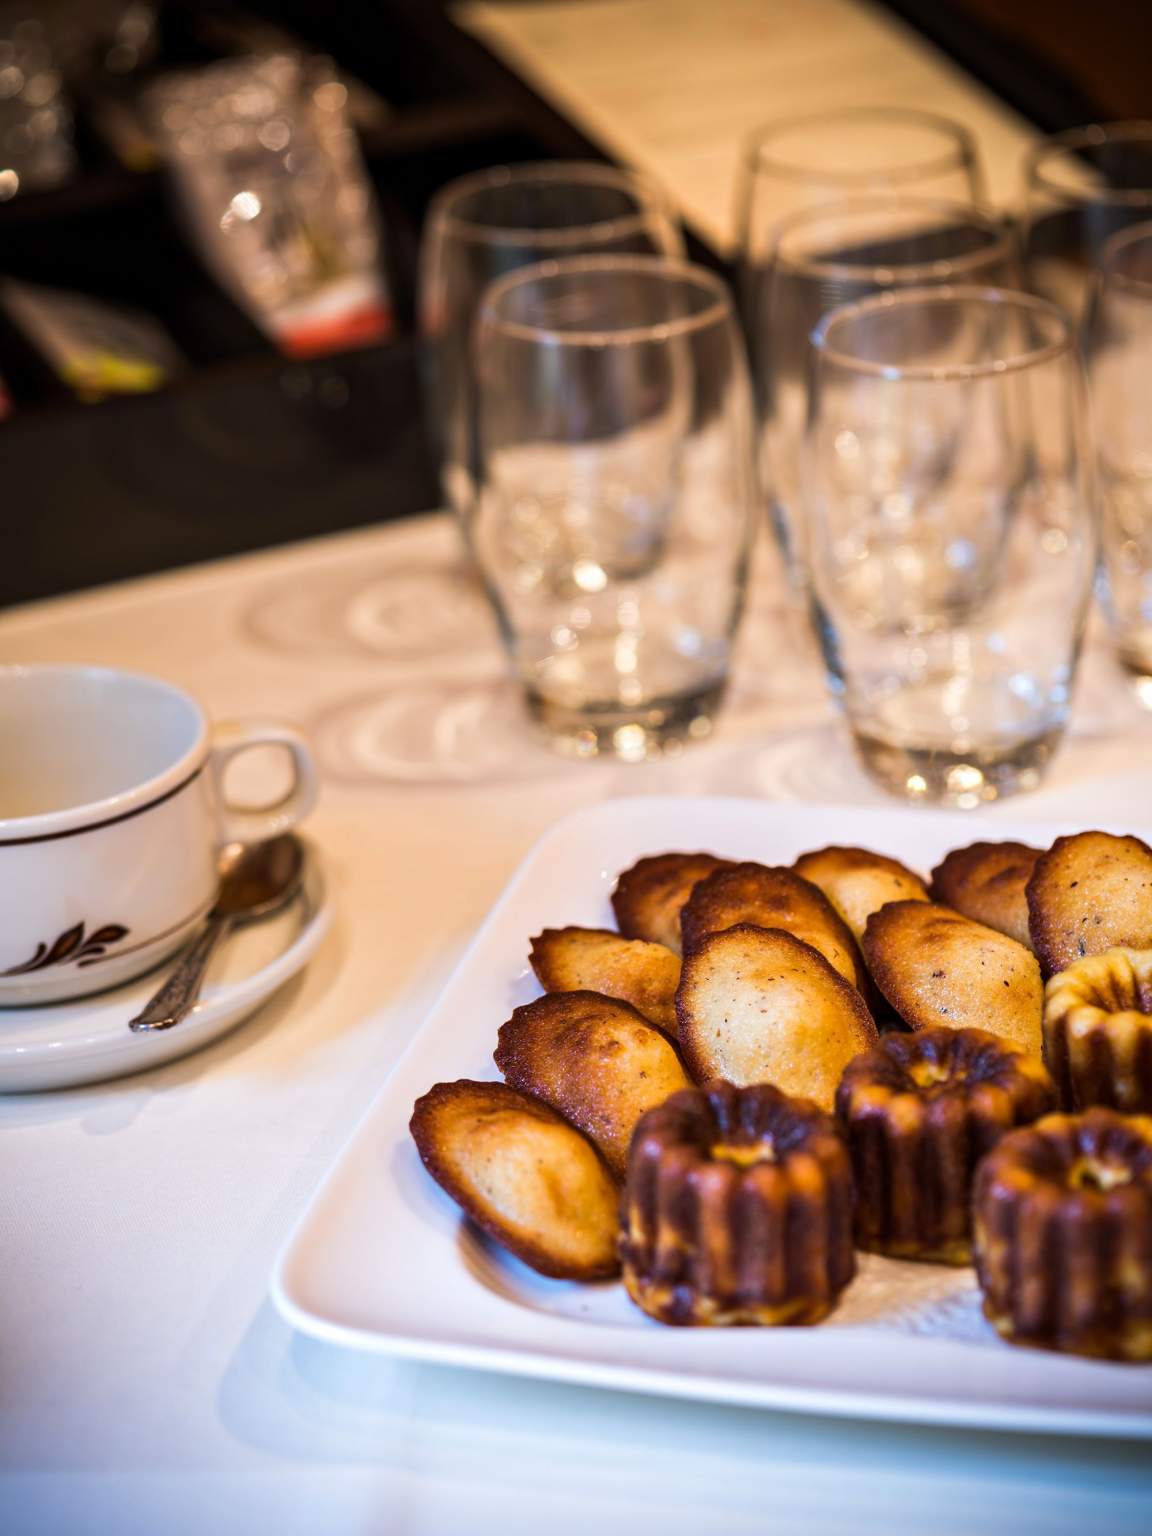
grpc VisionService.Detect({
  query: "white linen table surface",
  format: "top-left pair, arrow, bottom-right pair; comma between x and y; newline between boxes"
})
2,513 -> 1152,1536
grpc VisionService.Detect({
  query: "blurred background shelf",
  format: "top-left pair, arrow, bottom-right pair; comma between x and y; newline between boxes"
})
1,0 -> 1147,608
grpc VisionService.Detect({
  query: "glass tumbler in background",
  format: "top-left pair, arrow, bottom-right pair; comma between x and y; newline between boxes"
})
418,163 -> 683,532
753,196 -> 1016,586
1022,121 -> 1152,322
805,286 -> 1095,806
147,53 -> 389,356
735,107 -> 983,340
471,255 -> 756,760
1083,220 -> 1152,695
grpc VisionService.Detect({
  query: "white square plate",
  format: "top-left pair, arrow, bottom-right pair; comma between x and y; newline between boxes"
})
272,797 -> 1152,1437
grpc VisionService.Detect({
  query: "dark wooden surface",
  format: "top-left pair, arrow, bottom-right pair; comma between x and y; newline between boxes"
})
418,0 -> 1152,133
889,1 -> 1152,126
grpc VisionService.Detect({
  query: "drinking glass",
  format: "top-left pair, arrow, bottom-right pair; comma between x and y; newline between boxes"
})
1023,121 -> 1152,322
419,163 -> 683,531
1083,220 -> 1152,694
738,105 -> 984,241
754,196 -> 1016,585
472,255 -> 756,760
805,286 -> 1095,806
147,53 -> 389,356
736,107 -> 982,350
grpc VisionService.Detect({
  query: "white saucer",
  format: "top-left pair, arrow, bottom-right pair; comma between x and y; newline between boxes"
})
0,847 -> 331,1093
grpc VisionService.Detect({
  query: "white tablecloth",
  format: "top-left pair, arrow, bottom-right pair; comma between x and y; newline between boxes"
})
3,514 -> 1152,1535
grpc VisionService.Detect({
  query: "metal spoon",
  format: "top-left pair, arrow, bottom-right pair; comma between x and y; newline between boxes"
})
129,835 -> 305,1033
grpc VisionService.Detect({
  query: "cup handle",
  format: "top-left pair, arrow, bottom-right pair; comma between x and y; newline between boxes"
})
208,722 -> 318,846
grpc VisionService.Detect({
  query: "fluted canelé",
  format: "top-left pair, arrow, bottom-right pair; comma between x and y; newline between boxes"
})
620,1081 -> 855,1326
974,1108 -> 1152,1360
836,1026 -> 1056,1264
1044,948 -> 1152,1114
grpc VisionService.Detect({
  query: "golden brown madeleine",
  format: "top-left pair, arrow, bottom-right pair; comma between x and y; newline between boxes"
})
611,852 -> 733,954
409,1080 -> 620,1280
528,927 -> 680,1034
1043,948 -> 1152,1113
930,840 -> 1041,949
836,1027 -> 1056,1263
1027,831 -> 1152,977
862,900 -> 1043,1057
620,1081 -> 856,1326
680,862 -> 866,991
973,1108 -> 1152,1361
494,991 -> 690,1178
676,924 -> 877,1109
793,845 -> 929,943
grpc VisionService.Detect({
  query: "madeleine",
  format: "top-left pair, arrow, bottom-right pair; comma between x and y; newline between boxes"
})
611,851 -> 733,954
410,1080 -> 620,1279
676,924 -> 877,1109
863,900 -> 1042,1056
495,990 -> 690,1177
1027,831 -> 1152,976
529,926 -> 680,1034
680,861 -> 866,992
930,840 -> 1041,950
794,844 -> 929,942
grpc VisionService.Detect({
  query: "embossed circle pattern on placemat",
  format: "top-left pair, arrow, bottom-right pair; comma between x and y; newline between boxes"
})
737,722 -> 887,804
308,679 -> 579,786
244,560 -> 499,665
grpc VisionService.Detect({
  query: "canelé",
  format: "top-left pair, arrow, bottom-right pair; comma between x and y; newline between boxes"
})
620,1081 -> 855,1325
836,1027 -> 1055,1263
973,1108 -> 1152,1360
1043,948 -> 1152,1114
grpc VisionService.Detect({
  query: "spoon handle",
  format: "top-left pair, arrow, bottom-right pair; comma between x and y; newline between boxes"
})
129,915 -> 234,1033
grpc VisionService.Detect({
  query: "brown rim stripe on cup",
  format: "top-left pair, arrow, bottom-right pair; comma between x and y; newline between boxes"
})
0,763 -> 204,848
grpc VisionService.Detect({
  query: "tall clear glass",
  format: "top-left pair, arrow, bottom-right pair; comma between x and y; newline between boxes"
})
753,196 -> 1016,585
418,162 -> 683,531
805,286 -> 1095,806
472,255 -> 756,760
1083,219 -> 1152,694
737,106 -> 983,246
1023,121 -> 1152,322
736,106 -> 983,354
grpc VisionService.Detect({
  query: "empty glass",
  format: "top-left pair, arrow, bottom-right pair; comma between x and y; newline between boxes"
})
1083,220 -> 1152,694
472,255 -> 756,760
736,107 -> 982,343
738,105 -> 983,240
753,196 -> 1016,585
1023,121 -> 1152,322
147,53 -> 389,356
418,163 -> 683,531
805,286 -> 1095,806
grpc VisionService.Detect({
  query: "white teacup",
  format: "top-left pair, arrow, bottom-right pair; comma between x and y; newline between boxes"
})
0,665 -> 318,1005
